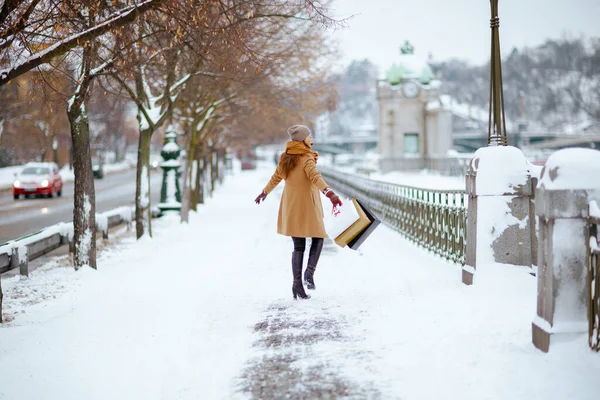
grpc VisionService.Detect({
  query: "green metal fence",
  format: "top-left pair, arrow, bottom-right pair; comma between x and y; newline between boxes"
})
587,202 -> 600,351
320,167 -> 468,265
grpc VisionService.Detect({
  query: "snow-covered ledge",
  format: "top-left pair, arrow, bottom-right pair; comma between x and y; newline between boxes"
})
463,146 -> 536,285
532,148 -> 600,352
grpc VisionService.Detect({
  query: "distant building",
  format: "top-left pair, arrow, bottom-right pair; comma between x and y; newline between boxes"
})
376,42 -> 453,172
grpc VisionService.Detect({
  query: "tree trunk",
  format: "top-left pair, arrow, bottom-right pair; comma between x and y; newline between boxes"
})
68,102 -> 97,270
189,159 -> 198,212
217,149 -> 225,184
198,155 -> 206,205
191,143 -> 204,210
210,150 -> 217,196
179,156 -> 191,223
135,129 -> 153,238
114,138 -> 121,163
180,135 -> 196,223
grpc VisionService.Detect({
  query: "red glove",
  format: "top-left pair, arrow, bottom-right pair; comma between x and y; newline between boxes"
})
255,190 -> 267,205
325,190 -> 342,208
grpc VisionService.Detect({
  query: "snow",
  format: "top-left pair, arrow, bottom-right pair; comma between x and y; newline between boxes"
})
196,105 -> 215,132
476,196 -> 526,265
368,170 -> 465,191
551,219 -> 588,332
59,165 -> 75,182
137,66 -> 193,132
96,214 -> 108,234
0,223 -> 67,256
76,194 -> 92,267
60,222 -> 74,241
1,161 -> 599,399
160,159 -> 180,168
191,160 -> 197,190
591,200 -> 600,219
0,165 -> 23,190
471,146 -> 531,195
139,165 -> 149,208
103,162 -> 132,174
99,206 -> 133,223
528,161 -> 544,180
165,170 -> 178,204
538,148 -> 600,190
162,141 -> 180,153
157,201 -> 181,209
139,105 -> 162,131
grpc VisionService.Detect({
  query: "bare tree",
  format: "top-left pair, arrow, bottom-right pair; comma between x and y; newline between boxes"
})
0,0 -> 165,86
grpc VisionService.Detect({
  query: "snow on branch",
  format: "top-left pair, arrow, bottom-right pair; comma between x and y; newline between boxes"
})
0,0 -> 163,86
89,59 -> 114,77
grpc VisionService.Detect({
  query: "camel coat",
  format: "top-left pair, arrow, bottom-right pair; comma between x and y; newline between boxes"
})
263,154 -> 329,238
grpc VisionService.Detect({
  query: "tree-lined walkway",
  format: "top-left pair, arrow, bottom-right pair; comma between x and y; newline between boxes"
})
0,163 -> 599,400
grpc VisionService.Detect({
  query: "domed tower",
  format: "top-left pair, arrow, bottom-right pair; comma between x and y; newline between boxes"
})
376,42 -> 452,172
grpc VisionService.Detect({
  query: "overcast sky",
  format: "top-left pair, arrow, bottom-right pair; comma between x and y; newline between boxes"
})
326,0 -> 600,71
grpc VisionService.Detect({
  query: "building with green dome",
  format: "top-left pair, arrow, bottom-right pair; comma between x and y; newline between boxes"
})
377,42 -> 453,172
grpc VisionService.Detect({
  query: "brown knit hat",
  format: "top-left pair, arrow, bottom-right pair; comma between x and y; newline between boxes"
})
287,125 -> 311,142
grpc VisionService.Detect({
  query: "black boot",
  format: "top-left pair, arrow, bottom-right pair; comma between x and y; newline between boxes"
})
292,251 -> 310,300
304,238 -> 324,290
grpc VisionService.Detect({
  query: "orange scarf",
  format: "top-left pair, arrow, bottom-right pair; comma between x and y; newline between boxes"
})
285,141 -> 319,163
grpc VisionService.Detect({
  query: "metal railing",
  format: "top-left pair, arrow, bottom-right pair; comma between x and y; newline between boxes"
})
320,167 -> 467,265
587,201 -> 600,351
379,156 -> 472,176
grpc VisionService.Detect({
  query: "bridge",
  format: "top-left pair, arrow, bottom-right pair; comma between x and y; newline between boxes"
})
315,131 -> 600,155
453,130 -> 600,152
313,135 -> 378,155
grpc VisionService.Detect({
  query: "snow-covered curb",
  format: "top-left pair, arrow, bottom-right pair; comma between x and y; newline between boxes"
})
0,206 -> 134,273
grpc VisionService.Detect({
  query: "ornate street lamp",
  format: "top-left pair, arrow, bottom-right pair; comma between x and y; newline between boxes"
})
158,131 -> 182,213
488,0 -> 507,146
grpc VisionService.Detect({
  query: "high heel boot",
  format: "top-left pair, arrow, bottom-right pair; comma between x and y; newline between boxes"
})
304,238 -> 324,290
292,251 -> 310,300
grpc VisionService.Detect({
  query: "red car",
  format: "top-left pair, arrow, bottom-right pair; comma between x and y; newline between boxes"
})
239,150 -> 257,170
13,162 -> 63,199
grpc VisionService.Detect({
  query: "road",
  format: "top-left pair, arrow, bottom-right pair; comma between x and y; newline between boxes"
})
0,169 -> 163,244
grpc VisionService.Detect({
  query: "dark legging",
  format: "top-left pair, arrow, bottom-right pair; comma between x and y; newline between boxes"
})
292,237 -> 324,252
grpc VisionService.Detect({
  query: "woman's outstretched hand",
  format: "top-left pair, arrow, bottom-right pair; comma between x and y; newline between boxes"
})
325,190 -> 342,208
255,190 -> 267,205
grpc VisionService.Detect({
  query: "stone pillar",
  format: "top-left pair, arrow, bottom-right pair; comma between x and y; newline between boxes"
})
158,132 -> 182,213
532,148 -> 600,352
462,146 -> 536,285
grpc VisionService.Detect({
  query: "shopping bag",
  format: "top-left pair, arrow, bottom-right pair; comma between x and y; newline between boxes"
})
347,199 -> 381,250
324,198 -> 360,239
333,198 -> 372,248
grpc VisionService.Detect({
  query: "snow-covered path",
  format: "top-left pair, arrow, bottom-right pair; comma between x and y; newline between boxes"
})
1,163 -> 599,400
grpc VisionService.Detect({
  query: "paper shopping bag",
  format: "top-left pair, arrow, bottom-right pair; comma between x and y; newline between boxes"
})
347,199 -> 381,250
333,198 -> 372,248
324,198 -> 360,239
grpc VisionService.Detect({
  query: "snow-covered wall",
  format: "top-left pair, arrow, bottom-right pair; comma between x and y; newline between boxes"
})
464,146 -> 536,284
533,148 -> 600,352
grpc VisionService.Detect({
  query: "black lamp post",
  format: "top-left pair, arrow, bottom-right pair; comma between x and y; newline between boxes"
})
488,0 -> 508,146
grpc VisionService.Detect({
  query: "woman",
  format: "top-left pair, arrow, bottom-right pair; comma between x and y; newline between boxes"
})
254,125 -> 343,300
